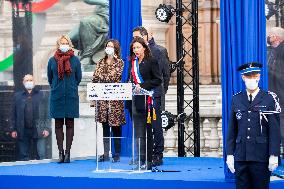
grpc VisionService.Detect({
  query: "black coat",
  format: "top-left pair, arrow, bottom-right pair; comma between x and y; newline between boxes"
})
268,42 -> 284,103
268,42 -> 284,142
226,90 -> 281,162
11,88 -> 50,139
127,56 -> 162,111
148,38 -> 170,94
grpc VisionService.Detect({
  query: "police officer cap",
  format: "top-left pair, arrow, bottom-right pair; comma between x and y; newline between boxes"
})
237,62 -> 262,75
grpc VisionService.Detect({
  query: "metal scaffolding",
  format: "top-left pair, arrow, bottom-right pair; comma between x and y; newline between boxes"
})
175,0 -> 200,157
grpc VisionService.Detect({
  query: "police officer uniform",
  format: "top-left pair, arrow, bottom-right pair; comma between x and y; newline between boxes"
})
226,62 -> 281,189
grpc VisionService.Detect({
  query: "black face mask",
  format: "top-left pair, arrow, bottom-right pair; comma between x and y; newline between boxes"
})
267,36 -> 272,46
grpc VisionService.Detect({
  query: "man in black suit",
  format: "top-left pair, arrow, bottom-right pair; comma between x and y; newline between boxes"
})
267,27 -> 284,157
132,26 -> 168,166
226,62 -> 281,189
11,74 -> 50,160
147,28 -> 171,111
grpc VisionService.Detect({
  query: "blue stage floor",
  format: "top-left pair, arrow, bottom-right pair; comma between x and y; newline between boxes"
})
0,157 -> 283,189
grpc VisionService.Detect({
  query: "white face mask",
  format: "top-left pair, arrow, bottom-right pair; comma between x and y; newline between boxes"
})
59,44 -> 70,53
105,47 -> 114,56
244,78 -> 259,90
24,81 -> 34,90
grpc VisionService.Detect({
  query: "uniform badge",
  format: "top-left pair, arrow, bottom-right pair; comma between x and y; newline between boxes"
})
236,112 -> 242,120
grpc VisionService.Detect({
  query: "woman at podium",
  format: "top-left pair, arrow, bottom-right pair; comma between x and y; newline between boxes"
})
128,37 -> 162,170
92,39 -> 126,162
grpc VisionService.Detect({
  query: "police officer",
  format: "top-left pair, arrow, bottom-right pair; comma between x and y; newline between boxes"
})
226,62 -> 281,189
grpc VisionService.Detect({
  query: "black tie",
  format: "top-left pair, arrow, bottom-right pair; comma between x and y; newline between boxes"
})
249,94 -> 252,103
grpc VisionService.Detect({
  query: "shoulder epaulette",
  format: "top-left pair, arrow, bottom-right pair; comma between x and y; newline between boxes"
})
233,91 -> 242,96
267,91 -> 277,96
268,91 -> 281,113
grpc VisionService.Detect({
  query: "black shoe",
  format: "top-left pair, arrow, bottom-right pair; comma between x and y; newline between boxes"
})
64,152 -> 70,163
98,155 -> 110,162
152,155 -> 163,166
58,151 -> 65,163
112,154 -> 120,163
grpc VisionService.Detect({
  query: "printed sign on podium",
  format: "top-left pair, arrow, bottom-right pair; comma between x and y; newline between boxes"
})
87,83 -> 132,101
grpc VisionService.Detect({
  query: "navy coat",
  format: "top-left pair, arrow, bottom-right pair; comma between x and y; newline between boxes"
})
226,89 -> 281,162
148,38 -> 170,93
11,89 -> 49,139
47,56 -> 82,118
147,40 -> 164,98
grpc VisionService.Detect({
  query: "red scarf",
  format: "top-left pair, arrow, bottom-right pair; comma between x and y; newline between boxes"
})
54,50 -> 74,80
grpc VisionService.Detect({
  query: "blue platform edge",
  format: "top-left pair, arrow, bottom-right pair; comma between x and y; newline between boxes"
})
0,157 -> 283,189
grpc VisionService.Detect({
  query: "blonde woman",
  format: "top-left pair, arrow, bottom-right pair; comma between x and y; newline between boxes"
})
47,35 -> 82,163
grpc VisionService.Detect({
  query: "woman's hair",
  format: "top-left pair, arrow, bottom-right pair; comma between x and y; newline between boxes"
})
129,37 -> 151,60
104,39 -> 121,59
56,35 -> 74,49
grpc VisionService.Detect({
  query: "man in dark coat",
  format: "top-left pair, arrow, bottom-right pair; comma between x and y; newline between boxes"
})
226,62 -> 281,189
10,74 -> 50,160
147,29 -> 171,111
267,27 -> 284,156
133,26 -> 169,166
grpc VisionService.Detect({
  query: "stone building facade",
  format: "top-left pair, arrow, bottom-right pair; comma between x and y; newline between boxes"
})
142,0 -> 221,85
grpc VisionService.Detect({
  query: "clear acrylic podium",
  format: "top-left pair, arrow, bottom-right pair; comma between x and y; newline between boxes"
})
87,83 -> 152,173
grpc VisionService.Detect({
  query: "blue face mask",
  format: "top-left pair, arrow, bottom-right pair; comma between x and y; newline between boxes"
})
24,81 -> 34,90
59,44 -> 70,53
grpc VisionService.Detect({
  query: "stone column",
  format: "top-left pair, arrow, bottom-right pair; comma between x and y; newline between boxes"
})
164,127 -> 177,156
207,117 -> 221,157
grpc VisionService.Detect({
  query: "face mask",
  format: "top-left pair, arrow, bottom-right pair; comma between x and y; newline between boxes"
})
244,78 -> 259,90
24,81 -> 34,90
105,47 -> 114,56
59,44 -> 70,53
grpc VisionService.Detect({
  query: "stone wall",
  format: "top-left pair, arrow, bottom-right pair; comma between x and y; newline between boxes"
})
141,0 -> 221,84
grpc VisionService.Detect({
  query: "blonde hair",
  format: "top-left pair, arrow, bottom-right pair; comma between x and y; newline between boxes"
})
268,27 -> 284,39
56,35 -> 74,50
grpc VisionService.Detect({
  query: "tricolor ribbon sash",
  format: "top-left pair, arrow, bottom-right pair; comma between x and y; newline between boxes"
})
147,96 -> 152,124
131,57 -> 144,84
131,57 -> 155,124
147,96 -> 156,124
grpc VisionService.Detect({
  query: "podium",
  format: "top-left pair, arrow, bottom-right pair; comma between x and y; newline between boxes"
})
87,83 -> 152,172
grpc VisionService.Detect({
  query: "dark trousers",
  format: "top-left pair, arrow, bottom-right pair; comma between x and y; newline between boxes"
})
18,128 -> 38,161
132,96 -> 153,163
152,97 -> 164,157
161,90 -> 166,111
102,122 -> 122,155
235,161 -> 271,189
280,113 -> 284,146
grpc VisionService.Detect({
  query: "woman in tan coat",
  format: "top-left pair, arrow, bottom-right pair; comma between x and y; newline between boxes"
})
92,39 -> 125,162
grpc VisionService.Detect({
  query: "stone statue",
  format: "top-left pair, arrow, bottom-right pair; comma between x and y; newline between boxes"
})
69,0 -> 109,71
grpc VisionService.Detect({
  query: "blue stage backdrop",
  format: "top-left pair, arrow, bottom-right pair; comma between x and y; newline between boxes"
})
109,0 -> 142,155
220,0 -> 268,181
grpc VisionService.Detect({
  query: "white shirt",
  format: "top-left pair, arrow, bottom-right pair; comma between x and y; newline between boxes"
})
246,87 -> 260,102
